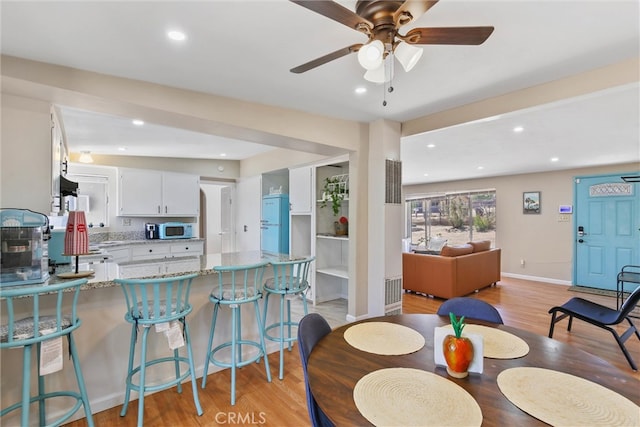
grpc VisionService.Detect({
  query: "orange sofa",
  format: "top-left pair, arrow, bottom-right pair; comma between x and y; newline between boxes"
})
402,241 -> 501,299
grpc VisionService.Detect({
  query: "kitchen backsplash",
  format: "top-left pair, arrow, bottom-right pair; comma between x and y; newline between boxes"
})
88,230 -> 145,243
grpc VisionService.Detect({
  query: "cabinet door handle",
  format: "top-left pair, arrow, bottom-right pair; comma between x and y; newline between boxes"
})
157,205 -> 161,214
165,206 -> 168,214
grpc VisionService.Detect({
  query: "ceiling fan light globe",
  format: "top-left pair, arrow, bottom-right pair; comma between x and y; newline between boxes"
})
395,42 -> 423,72
363,62 -> 390,83
358,40 -> 384,70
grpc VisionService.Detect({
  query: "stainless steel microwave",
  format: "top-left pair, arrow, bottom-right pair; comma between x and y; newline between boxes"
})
158,222 -> 194,240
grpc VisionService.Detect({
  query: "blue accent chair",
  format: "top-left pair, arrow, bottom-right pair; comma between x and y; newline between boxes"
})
437,297 -> 504,324
297,313 -> 334,427
115,274 -> 203,426
0,279 -> 94,427
202,261 -> 272,405
263,256 -> 314,379
548,284 -> 640,371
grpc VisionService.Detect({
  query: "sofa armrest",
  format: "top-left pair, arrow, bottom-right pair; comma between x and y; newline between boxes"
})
402,252 -> 457,298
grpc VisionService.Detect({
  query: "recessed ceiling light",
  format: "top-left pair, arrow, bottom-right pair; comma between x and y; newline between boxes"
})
551,157 -> 559,162
477,166 -> 484,170
220,153 -> 227,157
427,144 -> 436,148
355,87 -> 367,94
118,147 -> 127,151
167,30 -> 186,41
513,126 -> 524,133
423,173 -> 429,177
132,119 -> 144,126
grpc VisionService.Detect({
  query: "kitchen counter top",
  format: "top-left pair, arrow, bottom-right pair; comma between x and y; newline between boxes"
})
95,237 -> 204,248
47,250 -> 308,291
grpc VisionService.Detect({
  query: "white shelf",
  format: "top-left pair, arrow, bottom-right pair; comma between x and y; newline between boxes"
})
316,265 -> 348,279
316,234 -> 348,241
316,197 -> 349,203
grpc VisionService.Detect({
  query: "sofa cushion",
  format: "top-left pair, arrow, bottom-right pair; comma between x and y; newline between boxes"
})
468,240 -> 492,253
440,244 -> 474,257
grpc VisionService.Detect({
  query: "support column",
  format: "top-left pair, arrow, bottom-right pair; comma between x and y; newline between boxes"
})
367,119 -> 403,316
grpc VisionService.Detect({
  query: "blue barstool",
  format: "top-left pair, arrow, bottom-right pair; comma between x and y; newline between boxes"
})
0,279 -> 94,427
202,261 -> 272,405
115,274 -> 202,427
262,256 -> 314,379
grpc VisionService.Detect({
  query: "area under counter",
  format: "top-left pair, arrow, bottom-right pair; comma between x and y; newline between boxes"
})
1,250 -> 307,426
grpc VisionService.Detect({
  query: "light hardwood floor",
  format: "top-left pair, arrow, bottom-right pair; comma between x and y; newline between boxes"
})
65,277 -> 639,426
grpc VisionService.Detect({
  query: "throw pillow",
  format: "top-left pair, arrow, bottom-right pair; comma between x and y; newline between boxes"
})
440,244 -> 474,257
468,240 -> 492,253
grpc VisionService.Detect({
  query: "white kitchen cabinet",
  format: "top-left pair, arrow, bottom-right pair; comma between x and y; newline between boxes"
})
169,240 -> 204,257
107,247 -> 131,263
289,166 -> 313,214
131,243 -> 171,261
162,172 -> 200,216
117,168 -> 199,217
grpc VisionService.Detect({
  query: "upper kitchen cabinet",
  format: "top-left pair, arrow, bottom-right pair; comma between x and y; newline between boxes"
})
117,168 -> 200,217
289,166 -> 314,214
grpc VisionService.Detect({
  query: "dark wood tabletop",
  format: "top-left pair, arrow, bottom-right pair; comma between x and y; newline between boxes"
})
307,314 -> 640,426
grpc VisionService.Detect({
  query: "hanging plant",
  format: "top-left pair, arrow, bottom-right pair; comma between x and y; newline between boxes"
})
320,177 -> 346,217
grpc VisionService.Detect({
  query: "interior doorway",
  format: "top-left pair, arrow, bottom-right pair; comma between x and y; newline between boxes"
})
200,180 -> 236,255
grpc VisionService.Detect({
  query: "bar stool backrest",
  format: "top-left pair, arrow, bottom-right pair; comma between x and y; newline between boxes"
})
115,274 -> 198,326
0,279 -> 87,348
268,256 -> 315,292
211,261 -> 269,304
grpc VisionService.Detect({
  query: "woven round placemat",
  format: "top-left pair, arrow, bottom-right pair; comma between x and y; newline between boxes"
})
353,368 -> 483,427
497,367 -> 640,426
443,324 -> 529,359
343,322 -> 425,355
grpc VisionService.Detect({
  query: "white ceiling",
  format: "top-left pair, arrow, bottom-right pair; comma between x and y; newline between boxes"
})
1,0 -> 639,183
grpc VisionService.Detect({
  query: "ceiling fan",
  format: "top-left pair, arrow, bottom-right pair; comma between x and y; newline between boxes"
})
289,0 -> 494,82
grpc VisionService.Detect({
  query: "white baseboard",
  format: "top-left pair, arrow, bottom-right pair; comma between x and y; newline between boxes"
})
501,272 -> 571,286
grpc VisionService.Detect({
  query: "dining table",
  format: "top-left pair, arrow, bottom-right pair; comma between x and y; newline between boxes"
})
307,314 -> 640,426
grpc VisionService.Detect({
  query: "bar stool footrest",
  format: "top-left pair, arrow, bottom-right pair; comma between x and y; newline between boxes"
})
1,391 -> 84,427
208,340 -> 265,369
126,356 -> 194,394
264,322 -> 300,345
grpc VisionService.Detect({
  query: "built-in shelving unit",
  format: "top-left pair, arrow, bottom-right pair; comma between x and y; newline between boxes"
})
288,156 -> 350,306
314,161 -> 349,304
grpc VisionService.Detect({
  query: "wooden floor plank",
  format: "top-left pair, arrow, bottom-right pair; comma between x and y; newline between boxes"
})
64,277 -> 639,426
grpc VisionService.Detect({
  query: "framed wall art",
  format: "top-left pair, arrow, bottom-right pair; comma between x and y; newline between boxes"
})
523,191 -> 541,214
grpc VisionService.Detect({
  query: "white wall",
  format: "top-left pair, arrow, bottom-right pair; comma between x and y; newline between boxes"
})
1,94 -> 51,213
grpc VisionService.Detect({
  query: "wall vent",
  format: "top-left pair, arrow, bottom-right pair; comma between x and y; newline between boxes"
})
384,276 -> 403,315
385,159 -> 402,204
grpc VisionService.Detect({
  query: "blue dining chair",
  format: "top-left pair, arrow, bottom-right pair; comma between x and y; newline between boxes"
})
263,256 -> 314,379
437,297 -> 504,324
298,313 -> 334,427
115,274 -> 203,426
202,261 -> 272,405
0,279 -> 94,427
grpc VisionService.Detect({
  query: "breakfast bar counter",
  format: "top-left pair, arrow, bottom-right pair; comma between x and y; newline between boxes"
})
1,250 -> 308,425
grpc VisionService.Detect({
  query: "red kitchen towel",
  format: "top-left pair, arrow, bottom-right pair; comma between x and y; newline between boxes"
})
64,211 -> 89,255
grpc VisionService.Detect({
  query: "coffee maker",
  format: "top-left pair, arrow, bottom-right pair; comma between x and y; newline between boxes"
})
0,209 -> 50,287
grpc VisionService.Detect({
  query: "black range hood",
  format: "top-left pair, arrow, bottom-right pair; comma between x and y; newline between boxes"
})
60,174 -> 78,197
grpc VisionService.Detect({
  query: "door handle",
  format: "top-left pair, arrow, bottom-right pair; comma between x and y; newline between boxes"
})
578,239 -> 584,243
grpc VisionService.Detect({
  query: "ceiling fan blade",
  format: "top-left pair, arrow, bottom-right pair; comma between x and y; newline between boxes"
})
290,44 -> 362,74
289,0 -> 372,31
405,26 -> 495,45
394,1 -> 439,27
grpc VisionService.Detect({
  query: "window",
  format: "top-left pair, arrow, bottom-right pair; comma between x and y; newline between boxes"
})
407,189 -> 496,249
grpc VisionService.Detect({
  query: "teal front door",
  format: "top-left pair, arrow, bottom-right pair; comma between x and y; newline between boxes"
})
574,173 -> 640,290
